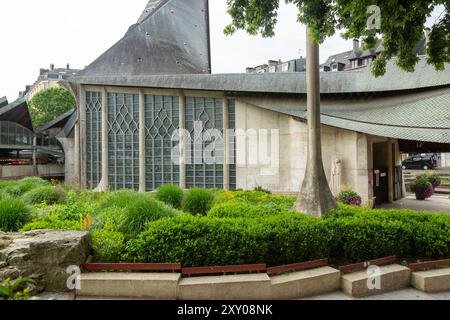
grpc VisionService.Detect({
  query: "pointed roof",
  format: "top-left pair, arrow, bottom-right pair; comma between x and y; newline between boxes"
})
77,0 -> 211,78
0,97 -> 33,130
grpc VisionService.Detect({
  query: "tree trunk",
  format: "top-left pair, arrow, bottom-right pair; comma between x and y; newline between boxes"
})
294,28 -> 337,217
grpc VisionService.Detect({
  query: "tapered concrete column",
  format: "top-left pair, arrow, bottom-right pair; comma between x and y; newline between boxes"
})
179,91 -> 186,189
223,97 -> 230,190
97,87 -> 109,191
79,86 -> 87,189
32,136 -> 38,176
294,28 -> 337,216
139,90 -> 146,192
74,115 -> 81,186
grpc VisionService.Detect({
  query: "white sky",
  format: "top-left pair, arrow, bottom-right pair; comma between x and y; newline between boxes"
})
0,1 -> 442,101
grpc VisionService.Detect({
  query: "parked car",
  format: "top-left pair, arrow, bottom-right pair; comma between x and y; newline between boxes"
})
402,154 -> 437,170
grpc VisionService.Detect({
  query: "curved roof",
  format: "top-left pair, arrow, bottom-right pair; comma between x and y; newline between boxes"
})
241,87 -> 450,144
73,58 -> 450,94
76,0 -> 211,78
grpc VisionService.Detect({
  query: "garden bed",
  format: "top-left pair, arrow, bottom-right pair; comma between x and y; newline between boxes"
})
1,178 -> 449,270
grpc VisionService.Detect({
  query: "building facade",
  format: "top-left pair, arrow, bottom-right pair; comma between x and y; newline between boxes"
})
23,64 -> 80,100
64,0 -> 450,206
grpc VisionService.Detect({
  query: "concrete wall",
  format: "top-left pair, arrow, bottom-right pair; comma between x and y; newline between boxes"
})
0,164 -> 64,180
235,99 -> 373,199
57,130 -> 76,184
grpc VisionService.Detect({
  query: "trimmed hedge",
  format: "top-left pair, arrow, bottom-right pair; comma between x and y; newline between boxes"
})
92,229 -> 125,262
208,202 -> 290,218
124,210 -> 450,266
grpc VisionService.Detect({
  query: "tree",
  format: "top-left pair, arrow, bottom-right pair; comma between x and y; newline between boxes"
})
28,87 -> 76,128
224,0 -> 449,77
224,0 -> 448,216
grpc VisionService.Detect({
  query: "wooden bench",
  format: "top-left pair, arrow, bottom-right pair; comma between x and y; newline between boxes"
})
339,256 -> 397,274
267,259 -> 329,275
181,264 -> 267,277
80,263 -> 182,272
408,259 -> 450,271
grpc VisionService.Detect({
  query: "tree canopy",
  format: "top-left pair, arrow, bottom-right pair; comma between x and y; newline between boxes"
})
28,87 -> 75,128
224,0 -> 449,76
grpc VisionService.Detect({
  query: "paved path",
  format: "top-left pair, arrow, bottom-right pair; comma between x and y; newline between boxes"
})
380,194 -> 450,213
302,288 -> 450,300
35,289 -> 450,300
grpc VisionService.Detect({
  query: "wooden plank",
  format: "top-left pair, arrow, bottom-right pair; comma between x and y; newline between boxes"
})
267,259 -> 329,275
181,264 -> 267,276
339,256 -> 396,274
81,263 -> 181,272
408,259 -> 450,271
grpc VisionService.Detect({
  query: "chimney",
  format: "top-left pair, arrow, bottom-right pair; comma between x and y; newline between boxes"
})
353,39 -> 360,53
50,64 -> 55,71
39,68 -> 47,76
66,63 -> 70,70
246,67 -> 256,73
268,60 -> 279,67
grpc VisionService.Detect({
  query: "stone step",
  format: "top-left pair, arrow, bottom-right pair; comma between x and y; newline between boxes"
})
341,264 -> 410,298
270,266 -> 340,299
77,273 -> 181,299
177,273 -> 271,300
411,268 -> 450,293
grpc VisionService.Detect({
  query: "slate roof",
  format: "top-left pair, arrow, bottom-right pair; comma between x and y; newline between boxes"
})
35,109 -> 76,134
321,50 -> 353,69
76,0 -> 211,78
0,96 -> 8,108
72,58 -> 450,95
240,87 -> 450,144
0,97 -> 33,130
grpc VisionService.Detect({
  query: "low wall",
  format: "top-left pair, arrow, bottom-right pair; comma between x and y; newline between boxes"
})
0,164 -> 64,180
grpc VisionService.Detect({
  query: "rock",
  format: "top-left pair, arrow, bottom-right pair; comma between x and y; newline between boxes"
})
0,230 -> 91,294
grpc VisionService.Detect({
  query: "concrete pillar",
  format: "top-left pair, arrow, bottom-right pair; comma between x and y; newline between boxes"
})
179,91 -> 186,189
79,86 -> 87,189
99,87 -> 109,191
139,90 -> 146,192
32,136 -> 38,176
74,115 -> 80,186
295,28 -> 337,216
223,97 -> 230,190
387,140 -> 394,203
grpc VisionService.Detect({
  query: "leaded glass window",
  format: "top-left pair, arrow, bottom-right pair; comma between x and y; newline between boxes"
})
107,93 -> 139,190
144,95 -> 180,191
86,91 -> 102,189
185,97 -> 224,189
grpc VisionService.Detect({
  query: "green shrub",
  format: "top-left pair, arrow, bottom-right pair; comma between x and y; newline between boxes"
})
124,207 -> 450,266
91,207 -> 126,232
99,189 -> 143,209
22,186 -> 64,205
253,186 -> 272,194
16,177 -> 50,194
182,188 -> 215,215
208,202 -> 289,218
20,216 -> 83,232
156,184 -> 184,209
0,181 -> 17,190
118,194 -> 180,239
92,229 -> 125,262
0,198 -> 32,232
124,214 -> 330,266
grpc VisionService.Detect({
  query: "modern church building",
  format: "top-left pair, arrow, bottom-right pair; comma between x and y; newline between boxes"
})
64,0 -> 450,205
